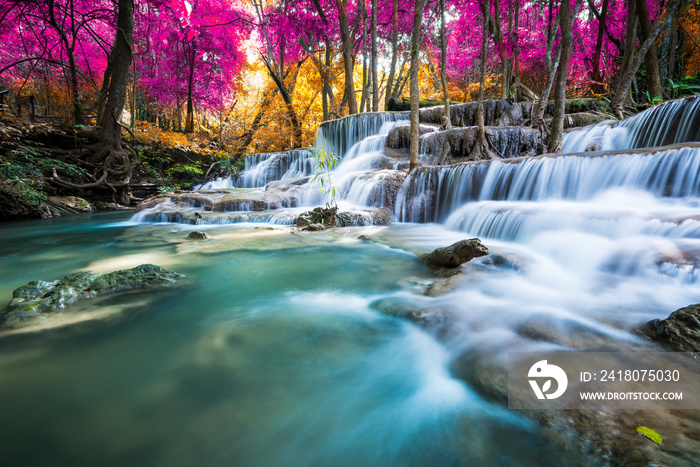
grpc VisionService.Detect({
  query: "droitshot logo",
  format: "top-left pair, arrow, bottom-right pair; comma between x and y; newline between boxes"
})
527,360 -> 568,400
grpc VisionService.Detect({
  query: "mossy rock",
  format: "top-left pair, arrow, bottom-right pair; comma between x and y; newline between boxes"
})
2,264 -> 184,329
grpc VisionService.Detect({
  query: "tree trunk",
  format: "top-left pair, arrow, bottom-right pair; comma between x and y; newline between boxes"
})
185,47 -> 195,133
592,0 -> 609,93
667,15 -> 678,84
360,0 -> 368,112
548,0 -> 577,153
408,0 -> 425,173
385,0 -> 399,110
531,0 -> 561,133
612,0 -> 681,119
618,0 -> 638,92
94,0 -> 134,204
338,0 -> 357,114
636,0 -> 664,102
491,0 -> 510,99
371,0 -> 378,112
48,0 -> 83,125
511,0 -> 522,100
471,0 -> 491,160
68,54 -> 83,125
439,0 -> 451,129
321,49 -> 329,120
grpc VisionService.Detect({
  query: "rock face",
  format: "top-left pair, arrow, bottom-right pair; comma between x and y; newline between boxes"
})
1,264 -> 184,329
419,126 -> 541,164
385,124 -> 439,150
351,170 -> 407,211
420,100 -> 535,128
48,195 -> 94,213
420,238 -> 489,268
634,303 -> 700,352
0,184 -> 52,220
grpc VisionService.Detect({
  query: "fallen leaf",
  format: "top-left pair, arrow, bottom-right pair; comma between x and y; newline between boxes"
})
635,425 -> 662,444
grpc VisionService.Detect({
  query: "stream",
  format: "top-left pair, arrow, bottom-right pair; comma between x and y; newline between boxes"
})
2,97 -> 700,465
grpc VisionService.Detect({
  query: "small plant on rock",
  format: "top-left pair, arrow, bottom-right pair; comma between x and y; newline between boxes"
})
311,147 -> 340,210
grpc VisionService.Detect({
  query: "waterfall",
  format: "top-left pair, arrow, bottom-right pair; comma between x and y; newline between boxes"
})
195,149 -> 314,190
315,112 -> 409,158
563,95 -> 700,152
396,146 -> 700,223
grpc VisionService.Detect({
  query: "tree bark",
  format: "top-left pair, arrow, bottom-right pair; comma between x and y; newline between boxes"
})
591,0 -> 609,93
667,15 -> 678,84
371,0 -> 378,112
93,0 -> 134,204
439,0 -> 451,129
548,0 -> 579,153
360,0 -> 368,112
491,0 -> 510,99
618,0 -> 638,93
471,0 -> 491,160
47,0 -> 83,125
408,0 -> 425,173
185,46 -> 195,133
612,0 -> 681,119
531,0 -> 561,133
385,0 -> 399,110
636,0 -> 664,101
338,0 -> 358,114
511,0 -> 522,99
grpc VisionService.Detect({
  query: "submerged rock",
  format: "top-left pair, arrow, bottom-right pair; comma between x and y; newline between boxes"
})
370,297 -> 447,328
1,264 -> 184,329
420,238 -> 489,268
187,231 -> 209,239
634,303 -> 700,353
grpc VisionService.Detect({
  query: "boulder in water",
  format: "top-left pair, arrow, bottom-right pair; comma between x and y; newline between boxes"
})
1,264 -> 184,329
420,238 -> 489,268
188,231 -> 209,239
634,303 -> 700,353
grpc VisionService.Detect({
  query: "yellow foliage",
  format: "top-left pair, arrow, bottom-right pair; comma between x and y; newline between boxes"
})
679,5 -> 700,76
130,120 -> 229,158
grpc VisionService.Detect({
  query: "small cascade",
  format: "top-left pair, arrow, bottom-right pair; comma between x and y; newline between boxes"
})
396,146 -> 700,223
196,149 -> 314,190
563,95 -> 700,152
238,149 -> 314,188
315,112 -> 409,158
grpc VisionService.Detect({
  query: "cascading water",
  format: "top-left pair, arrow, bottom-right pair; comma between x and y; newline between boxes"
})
396,145 -> 700,223
315,112 -> 409,158
563,94 -> 700,152
195,149 -> 315,190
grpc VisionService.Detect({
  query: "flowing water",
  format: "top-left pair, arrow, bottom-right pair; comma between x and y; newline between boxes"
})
3,98 -> 700,465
